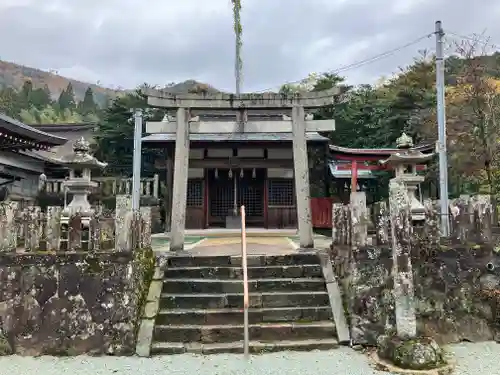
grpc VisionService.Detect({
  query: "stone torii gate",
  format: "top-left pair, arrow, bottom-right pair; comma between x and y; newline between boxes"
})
143,88 -> 338,251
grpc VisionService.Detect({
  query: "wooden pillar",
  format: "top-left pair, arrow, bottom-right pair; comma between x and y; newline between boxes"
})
291,105 -> 314,248
350,160 -> 358,193
204,168 -> 209,229
170,108 -> 190,251
263,169 -> 269,229
324,143 -> 331,197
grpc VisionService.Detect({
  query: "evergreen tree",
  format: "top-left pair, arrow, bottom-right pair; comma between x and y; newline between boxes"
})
30,86 -> 52,110
18,80 -> 33,109
78,87 -> 97,116
94,87 -> 162,175
58,83 -> 76,111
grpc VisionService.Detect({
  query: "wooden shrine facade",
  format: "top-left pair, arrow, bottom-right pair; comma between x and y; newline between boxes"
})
143,132 -> 330,229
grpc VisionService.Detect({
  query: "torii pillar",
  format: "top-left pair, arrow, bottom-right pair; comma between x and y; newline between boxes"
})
169,108 -> 190,251
291,105 -> 314,248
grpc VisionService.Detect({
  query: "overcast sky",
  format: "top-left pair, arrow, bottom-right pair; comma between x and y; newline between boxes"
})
1,0 -> 500,92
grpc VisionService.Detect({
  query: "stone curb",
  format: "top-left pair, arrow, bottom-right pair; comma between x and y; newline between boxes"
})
317,250 -> 350,344
135,265 -> 163,357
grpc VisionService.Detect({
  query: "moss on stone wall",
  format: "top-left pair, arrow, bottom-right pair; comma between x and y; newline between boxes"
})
132,247 -> 155,339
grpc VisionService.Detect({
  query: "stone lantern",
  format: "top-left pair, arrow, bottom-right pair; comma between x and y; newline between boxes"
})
58,137 -> 107,226
380,133 -> 435,222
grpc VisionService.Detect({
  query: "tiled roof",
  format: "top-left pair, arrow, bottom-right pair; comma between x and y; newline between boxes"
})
0,112 -> 67,146
329,143 -> 434,156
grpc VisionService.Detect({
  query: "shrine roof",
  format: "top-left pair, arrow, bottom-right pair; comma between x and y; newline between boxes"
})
142,132 -> 329,143
0,112 -> 68,150
329,143 -> 434,157
31,123 -> 97,132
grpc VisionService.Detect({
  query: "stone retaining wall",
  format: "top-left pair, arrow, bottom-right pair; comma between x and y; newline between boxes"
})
0,250 -> 154,356
331,244 -> 500,346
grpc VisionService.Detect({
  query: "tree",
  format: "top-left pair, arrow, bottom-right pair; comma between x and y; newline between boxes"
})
78,87 -> 98,116
38,105 -> 60,123
30,85 -> 52,109
94,86 -> 163,176
0,87 -> 21,117
446,36 -> 500,197
19,107 -> 38,124
18,80 -> 33,109
58,83 -> 76,111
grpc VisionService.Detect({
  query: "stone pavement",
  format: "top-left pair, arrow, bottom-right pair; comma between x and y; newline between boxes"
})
151,230 -> 332,256
1,342 -> 499,375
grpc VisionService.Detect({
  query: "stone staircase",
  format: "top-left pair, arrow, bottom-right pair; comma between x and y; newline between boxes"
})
150,253 -> 342,355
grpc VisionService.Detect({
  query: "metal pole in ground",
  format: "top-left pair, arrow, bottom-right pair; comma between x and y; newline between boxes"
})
131,109 -> 143,212
241,205 -> 249,358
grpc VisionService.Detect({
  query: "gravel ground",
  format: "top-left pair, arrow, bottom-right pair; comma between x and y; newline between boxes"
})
0,342 -> 499,375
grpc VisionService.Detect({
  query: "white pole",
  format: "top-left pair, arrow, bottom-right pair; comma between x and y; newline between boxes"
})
131,109 -> 143,212
240,205 -> 249,358
435,20 -> 450,236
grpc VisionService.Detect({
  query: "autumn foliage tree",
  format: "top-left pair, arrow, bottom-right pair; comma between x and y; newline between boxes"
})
447,36 -> 500,196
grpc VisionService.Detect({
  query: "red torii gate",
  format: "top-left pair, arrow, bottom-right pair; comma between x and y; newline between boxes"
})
310,143 -> 435,228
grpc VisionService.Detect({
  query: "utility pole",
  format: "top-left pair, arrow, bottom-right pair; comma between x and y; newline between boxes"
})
131,109 -> 143,212
435,20 -> 450,236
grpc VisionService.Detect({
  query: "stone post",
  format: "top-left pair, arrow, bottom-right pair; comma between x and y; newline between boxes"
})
140,206 -> 152,249
291,104 -> 314,248
423,199 -> 440,247
46,206 -> 62,251
350,192 -> 368,247
375,201 -> 390,246
115,195 -> 133,251
332,203 -> 346,245
389,179 -> 417,338
0,202 -> 19,252
25,206 -> 41,252
471,195 -> 493,242
170,108 -> 190,251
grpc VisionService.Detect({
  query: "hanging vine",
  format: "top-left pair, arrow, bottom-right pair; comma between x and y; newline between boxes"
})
232,0 -> 243,94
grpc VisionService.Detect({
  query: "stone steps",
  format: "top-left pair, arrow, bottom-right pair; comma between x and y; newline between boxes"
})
150,253 -> 341,355
153,321 -> 336,343
155,306 -> 333,325
151,338 -> 339,355
162,278 -> 326,294
165,253 -> 321,268
164,264 -> 323,279
159,291 -> 330,309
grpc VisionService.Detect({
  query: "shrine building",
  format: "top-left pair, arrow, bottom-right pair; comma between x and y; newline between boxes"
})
142,111 -> 331,229
0,113 -> 68,202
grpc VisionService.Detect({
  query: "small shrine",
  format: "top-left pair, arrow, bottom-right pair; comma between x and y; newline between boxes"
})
380,133 -> 435,222
57,137 -> 107,226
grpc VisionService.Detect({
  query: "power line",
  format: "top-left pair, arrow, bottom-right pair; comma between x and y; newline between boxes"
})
254,33 -> 433,93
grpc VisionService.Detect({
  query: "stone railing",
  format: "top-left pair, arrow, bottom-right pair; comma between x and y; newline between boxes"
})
44,174 -> 160,198
0,196 -> 152,252
333,194 -> 494,246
